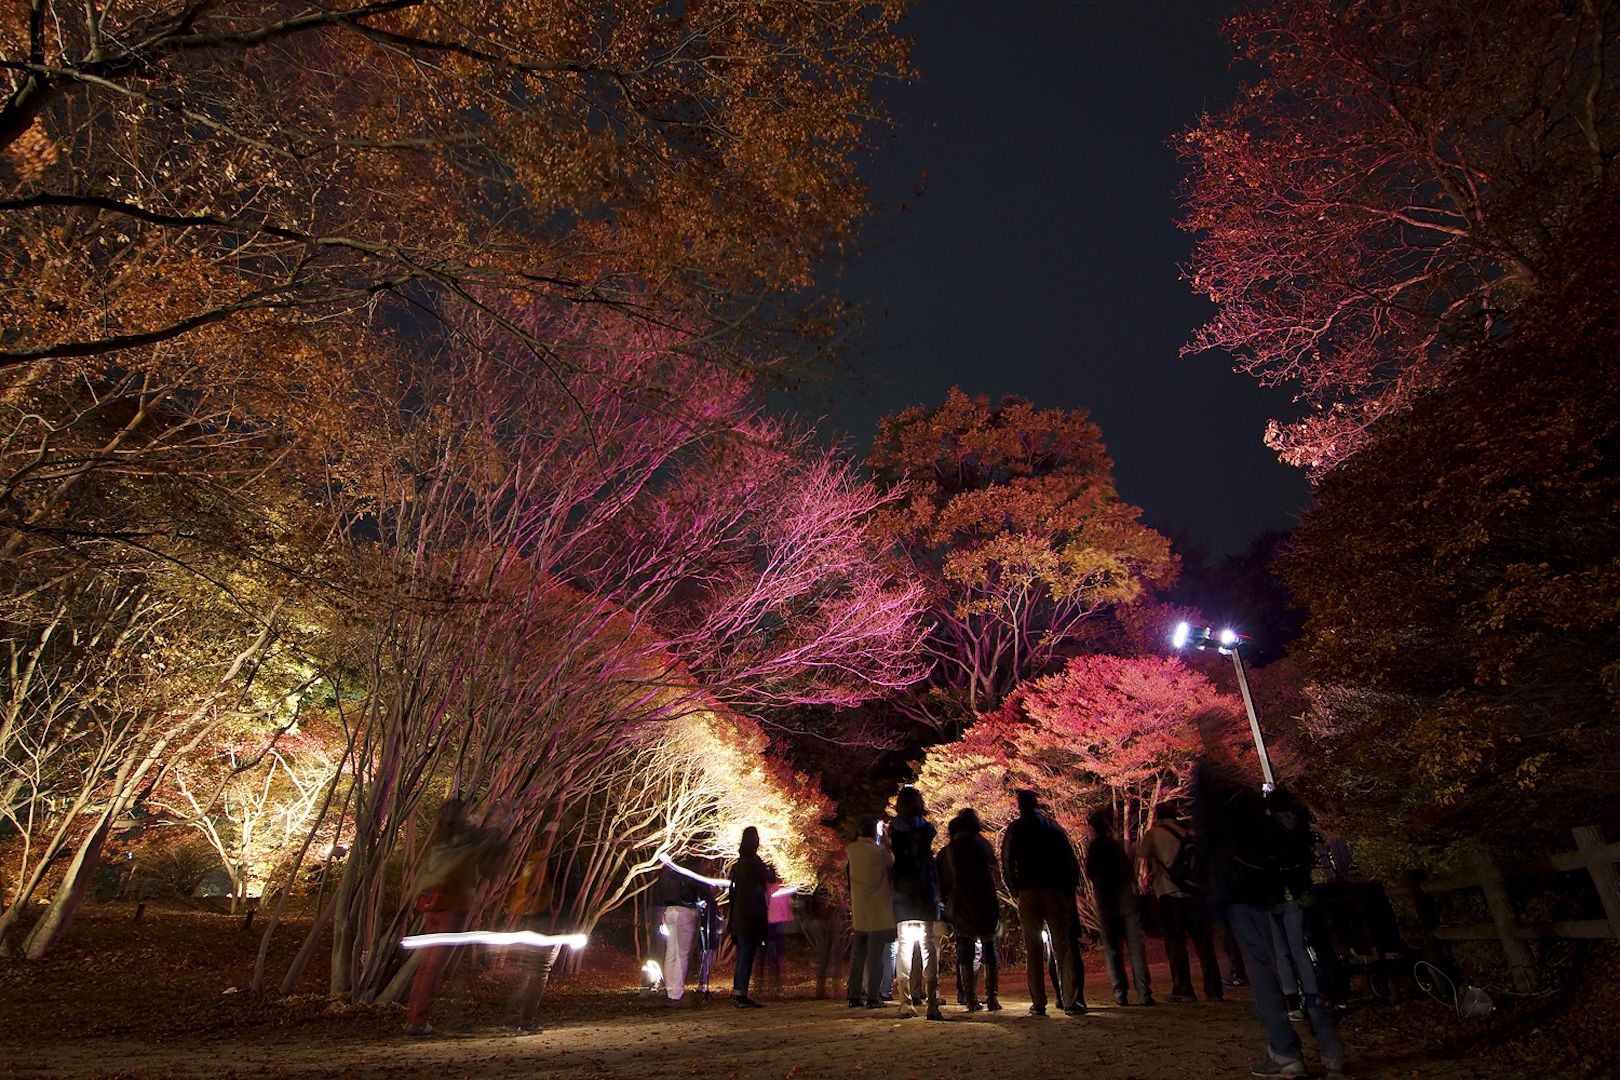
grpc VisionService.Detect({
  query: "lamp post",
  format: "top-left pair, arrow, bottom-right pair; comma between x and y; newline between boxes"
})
1172,622 -> 1276,791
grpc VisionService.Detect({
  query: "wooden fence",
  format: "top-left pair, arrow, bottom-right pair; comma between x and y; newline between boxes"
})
1387,825 -> 1620,992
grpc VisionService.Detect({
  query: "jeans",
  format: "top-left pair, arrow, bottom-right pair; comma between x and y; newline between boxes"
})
1160,893 -> 1223,999
1212,906 -> 1248,980
1017,888 -> 1077,1009
1228,902 -> 1346,1069
847,926 -> 896,1003
662,905 -> 699,1000
894,919 -> 939,1010
732,935 -> 762,998
510,936 -> 560,1027
1097,892 -> 1152,1002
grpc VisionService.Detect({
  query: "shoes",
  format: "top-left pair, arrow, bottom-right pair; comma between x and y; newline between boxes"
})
1224,974 -> 1250,988
403,1023 -> 433,1037
1113,991 -> 1129,1006
926,1004 -> 945,1021
897,1004 -> 917,1018
985,995 -> 1003,1012
1063,1003 -> 1087,1016
509,1022 -> 542,1035
1168,994 -> 1197,1003
1250,1052 -> 1307,1077
1140,994 -> 1156,1007
865,1000 -> 888,1009
732,995 -> 763,1009
1287,1008 -> 1305,1022
1323,1061 -> 1347,1078
848,1000 -> 863,1008
965,998 -> 983,1012
1028,1004 -> 1047,1017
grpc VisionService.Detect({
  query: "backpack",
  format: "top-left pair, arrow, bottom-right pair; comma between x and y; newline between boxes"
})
1163,823 -> 1206,897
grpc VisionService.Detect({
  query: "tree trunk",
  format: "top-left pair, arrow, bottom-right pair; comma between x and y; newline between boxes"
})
21,814 -> 113,959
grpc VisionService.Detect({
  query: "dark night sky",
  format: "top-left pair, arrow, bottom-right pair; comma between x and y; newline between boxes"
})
811,0 -> 1311,556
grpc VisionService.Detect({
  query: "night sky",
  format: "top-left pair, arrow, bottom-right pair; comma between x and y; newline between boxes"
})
815,0 -> 1311,557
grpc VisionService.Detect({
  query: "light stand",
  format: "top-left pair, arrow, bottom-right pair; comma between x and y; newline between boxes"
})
1172,622 -> 1276,791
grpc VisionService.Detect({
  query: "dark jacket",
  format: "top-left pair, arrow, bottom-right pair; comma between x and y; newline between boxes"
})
1192,759 -> 1287,907
728,853 -> 775,944
1083,833 -> 1138,908
888,815 -> 941,922
937,833 -> 1000,938
1000,811 -> 1080,894
654,864 -> 706,908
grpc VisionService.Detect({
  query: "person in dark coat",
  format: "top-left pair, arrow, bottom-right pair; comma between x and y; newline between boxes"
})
889,786 -> 944,1020
937,807 -> 1001,1012
1085,806 -> 1154,1006
1193,713 -> 1345,1077
1000,789 -> 1083,1016
728,826 -> 775,1008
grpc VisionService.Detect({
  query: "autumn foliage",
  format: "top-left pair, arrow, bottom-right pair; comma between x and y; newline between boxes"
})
915,654 -> 1245,925
0,0 -> 912,372
1179,0 -> 1620,473
0,0 -> 921,970
1284,194 -> 1620,846
871,389 -> 1176,732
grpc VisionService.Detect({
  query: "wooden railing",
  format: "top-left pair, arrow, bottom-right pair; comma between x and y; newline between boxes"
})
1387,825 -> 1620,992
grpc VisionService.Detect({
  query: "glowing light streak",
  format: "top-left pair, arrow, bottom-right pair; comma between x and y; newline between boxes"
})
643,959 -> 663,985
657,854 -> 728,889
401,930 -> 588,951
772,885 -> 800,898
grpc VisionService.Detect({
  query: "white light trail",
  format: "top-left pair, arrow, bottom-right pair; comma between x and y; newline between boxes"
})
657,854 -> 729,888
401,930 -> 588,951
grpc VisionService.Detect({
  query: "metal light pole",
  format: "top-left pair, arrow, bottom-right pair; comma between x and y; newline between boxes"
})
1173,622 -> 1276,791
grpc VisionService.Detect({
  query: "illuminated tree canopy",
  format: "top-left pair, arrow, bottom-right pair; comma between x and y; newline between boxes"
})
871,388 -> 1176,732
1179,0 -> 1620,473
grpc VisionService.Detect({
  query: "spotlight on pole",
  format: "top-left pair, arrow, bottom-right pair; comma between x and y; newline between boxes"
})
1170,620 -> 1275,792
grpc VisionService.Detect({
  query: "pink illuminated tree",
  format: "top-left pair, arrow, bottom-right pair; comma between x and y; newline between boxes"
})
269,303 -> 927,1001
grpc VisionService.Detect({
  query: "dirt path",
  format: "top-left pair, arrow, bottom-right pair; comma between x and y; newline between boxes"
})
2,907 -> 1586,1079
3,992 -> 1489,1080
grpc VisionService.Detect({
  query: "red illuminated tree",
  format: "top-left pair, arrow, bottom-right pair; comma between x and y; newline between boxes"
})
918,655 -> 1241,848
1284,200 -> 1620,845
871,389 -> 1176,732
915,654 -> 1247,925
1179,0 -> 1620,473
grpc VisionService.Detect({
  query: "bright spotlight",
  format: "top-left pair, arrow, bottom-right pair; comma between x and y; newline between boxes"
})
1219,628 -> 1237,646
1171,621 -> 1191,649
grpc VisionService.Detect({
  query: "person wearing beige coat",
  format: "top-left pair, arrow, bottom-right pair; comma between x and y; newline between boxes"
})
844,815 -> 896,1008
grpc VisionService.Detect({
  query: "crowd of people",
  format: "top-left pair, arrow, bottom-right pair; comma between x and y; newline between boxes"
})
403,737 -> 1348,1078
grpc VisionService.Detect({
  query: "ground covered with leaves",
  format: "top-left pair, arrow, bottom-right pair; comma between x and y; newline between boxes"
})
1,905 -> 1616,1079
